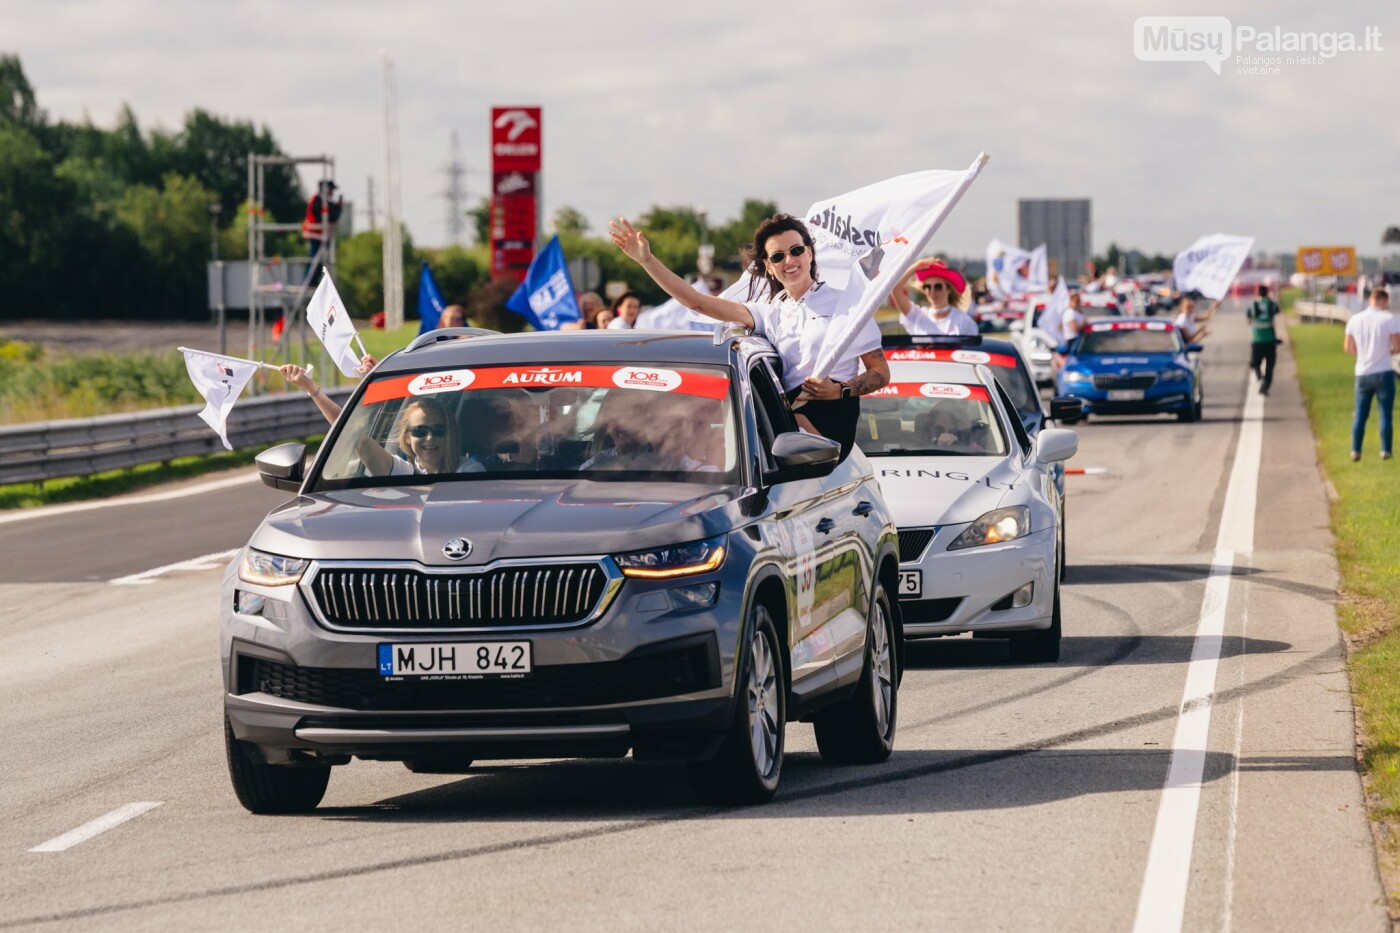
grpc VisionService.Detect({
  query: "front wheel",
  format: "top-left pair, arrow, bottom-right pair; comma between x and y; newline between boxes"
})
225,717 -> 330,814
688,604 -> 786,805
814,585 -> 897,764
1008,581 -> 1062,663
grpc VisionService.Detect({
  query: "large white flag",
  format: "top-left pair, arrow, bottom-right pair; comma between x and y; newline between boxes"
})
306,271 -> 362,376
1038,277 -> 1070,346
986,239 -> 1048,299
804,155 -> 990,376
182,349 -> 260,451
1173,233 -> 1254,300
635,277 -> 714,331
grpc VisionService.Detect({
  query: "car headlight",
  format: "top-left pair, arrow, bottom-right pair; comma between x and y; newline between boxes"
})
615,534 -> 727,579
947,507 -> 1031,550
1160,368 -> 1190,382
238,548 -> 308,586
1062,370 -> 1090,384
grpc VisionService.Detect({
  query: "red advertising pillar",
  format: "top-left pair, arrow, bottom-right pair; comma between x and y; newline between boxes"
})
490,107 -> 542,283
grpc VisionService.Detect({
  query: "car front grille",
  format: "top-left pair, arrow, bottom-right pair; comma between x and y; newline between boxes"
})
308,563 -> 609,630
237,637 -> 719,711
1092,373 -> 1157,390
898,528 -> 937,562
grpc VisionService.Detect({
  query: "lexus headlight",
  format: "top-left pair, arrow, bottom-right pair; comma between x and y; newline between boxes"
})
238,548 -> 308,586
1062,370 -> 1090,384
1160,368 -> 1190,382
947,507 -> 1031,550
615,534 -> 727,579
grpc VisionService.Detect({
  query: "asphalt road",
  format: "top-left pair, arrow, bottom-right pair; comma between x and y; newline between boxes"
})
0,310 -> 1386,930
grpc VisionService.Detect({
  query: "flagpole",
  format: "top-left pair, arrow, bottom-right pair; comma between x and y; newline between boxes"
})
178,347 -> 312,375
814,151 -> 991,379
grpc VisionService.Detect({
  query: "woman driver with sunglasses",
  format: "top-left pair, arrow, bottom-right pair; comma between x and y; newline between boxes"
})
610,213 -> 888,458
889,259 -> 979,336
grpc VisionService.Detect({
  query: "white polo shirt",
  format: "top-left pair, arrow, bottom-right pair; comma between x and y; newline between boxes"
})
743,282 -> 882,391
900,305 -> 979,336
1345,306 -> 1399,376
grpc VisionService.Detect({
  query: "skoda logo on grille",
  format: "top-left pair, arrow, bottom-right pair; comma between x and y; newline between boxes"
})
442,538 -> 473,561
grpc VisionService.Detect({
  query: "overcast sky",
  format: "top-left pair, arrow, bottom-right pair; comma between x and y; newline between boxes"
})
8,0 -> 1397,258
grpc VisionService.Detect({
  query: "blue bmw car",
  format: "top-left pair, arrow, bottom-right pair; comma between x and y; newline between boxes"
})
1056,319 -> 1203,422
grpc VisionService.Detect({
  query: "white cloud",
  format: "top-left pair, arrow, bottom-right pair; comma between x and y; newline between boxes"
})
6,0 -> 1397,259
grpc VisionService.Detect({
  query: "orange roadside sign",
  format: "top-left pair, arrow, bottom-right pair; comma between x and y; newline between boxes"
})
1296,246 -> 1356,276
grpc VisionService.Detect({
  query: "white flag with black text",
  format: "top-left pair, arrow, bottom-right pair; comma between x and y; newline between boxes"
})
306,272 -> 362,376
182,349 -> 259,450
1173,233 -> 1255,301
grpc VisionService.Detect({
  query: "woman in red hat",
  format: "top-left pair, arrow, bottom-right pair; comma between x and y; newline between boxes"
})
609,213 -> 888,459
891,259 -> 979,336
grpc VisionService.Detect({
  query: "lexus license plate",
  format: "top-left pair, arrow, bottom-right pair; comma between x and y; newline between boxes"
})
1107,389 -> 1144,401
898,570 -> 922,598
378,641 -> 531,680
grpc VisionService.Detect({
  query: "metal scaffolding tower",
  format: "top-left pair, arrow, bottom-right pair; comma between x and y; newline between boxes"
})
245,153 -> 338,388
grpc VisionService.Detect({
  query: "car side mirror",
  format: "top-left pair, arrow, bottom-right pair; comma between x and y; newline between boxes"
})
1055,345 -> 1071,356
768,431 -> 840,482
257,442 -> 306,492
1035,428 -> 1079,465
1049,396 -> 1085,423
1186,343 -> 1204,353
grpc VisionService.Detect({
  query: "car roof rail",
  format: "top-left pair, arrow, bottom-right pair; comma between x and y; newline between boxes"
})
880,333 -> 984,348
403,327 -> 501,352
713,322 -> 752,346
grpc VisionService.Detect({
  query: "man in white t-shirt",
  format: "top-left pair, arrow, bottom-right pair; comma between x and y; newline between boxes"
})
1344,287 -> 1400,461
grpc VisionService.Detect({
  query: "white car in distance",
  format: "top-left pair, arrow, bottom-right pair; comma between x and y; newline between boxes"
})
856,360 -> 1078,661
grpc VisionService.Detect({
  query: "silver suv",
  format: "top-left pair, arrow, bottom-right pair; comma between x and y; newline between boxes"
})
222,327 -> 902,812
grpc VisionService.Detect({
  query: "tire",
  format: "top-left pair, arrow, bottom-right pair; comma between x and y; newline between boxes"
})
814,585 -> 897,764
404,759 -> 474,774
1057,500 -> 1067,583
688,603 -> 785,805
1008,582 -> 1062,663
1177,405 -> 1197,423
225,717 -> 330,814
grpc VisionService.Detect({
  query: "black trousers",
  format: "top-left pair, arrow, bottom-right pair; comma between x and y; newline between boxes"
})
786,390 -> 860,460
1250,342 -> 1277,392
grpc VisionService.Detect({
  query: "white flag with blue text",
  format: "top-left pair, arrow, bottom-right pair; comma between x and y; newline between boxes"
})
1173,233 -> 1255,300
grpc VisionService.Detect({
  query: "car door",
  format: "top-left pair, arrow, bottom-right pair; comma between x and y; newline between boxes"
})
747,357 -> 870,701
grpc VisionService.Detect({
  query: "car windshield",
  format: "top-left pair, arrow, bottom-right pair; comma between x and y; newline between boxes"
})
314,363 -> 740,488
884,346 -> 1038,418
856,383 -> 1008,457
1079,329 -> 1181,355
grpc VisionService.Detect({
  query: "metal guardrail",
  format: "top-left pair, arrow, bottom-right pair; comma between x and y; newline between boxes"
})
0,388 -> 352,486
1295,301 -> 1348,324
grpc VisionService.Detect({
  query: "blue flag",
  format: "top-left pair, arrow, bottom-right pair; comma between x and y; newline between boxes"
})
417,261 -> 447,335
506,236 -> 582,330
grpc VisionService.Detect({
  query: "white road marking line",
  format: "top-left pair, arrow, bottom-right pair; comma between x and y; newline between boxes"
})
110,549 -> 240,586
0,472 -> 260,526
1133,386 -> 1264,933
29,802 -> 162,853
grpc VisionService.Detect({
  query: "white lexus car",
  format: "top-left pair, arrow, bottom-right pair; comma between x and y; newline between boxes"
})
856,359 -> 1078,661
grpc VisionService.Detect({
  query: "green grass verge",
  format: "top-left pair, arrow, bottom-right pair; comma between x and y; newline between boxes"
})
0,436 -> 323,510
1290,320 -> 1400,818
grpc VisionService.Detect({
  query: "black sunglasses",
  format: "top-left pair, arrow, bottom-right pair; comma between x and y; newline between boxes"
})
766,244 -> 808,264
922,281 -> 948,292
408,424 -> 447,439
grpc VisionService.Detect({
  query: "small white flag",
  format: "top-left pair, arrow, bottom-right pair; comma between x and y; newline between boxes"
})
1173,233 -> 1255,301
1039,277 -> 1070,346
986,239 -> 1049,299
306,272 -> 362,376
182,349 -> 259,450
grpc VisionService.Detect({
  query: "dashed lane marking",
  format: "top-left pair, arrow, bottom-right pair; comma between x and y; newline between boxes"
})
29,802 -> 162,853
109,549 -> 240,586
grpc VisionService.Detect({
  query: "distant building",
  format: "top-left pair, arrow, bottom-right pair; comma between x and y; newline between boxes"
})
1019,199 -> 1092,280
